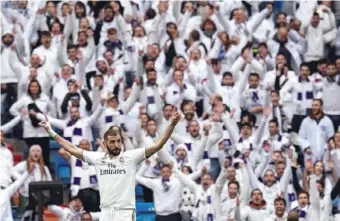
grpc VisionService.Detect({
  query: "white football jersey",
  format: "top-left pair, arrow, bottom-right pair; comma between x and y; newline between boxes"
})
83,148 -> 146,209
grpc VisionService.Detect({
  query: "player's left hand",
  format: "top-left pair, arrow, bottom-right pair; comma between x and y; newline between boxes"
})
38,115 -> 52,132
170,112 -> 181,125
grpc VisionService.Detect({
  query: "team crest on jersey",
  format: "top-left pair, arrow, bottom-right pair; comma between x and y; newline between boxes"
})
320,125 -> 326,131
119,156 -> 124,163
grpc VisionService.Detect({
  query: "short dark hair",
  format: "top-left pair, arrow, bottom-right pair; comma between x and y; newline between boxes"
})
318,58 -> 328,65
258,42 -> 268,49
81,212 -> 92,221
145,8 -> 156,20
327,61 -> 336,67
251,188 -> 263,197
274,197 -> 287,206
241,111 -> 257,126
269,118 -> 279,127
298,190 -> 310,200
270,90 -> 280,97
300,62 -> 310,70
40,31 -> 51,38
180,100 -> 193,112
223,72 -> 233,78
67,44 -> 78,51
228,180 -> 240,190
103,129 -> 121,142
147,119 -> 156,125
313,98 -> 323,106
190,30 -> 200,41
276,11 -> 287,18
163,103 -> 174,111
249,72 -> 260,79
240,122 -> 252,130
146,68 -> 156,75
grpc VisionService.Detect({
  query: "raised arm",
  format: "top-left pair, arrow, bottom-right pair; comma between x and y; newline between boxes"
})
47,205 -> 65,218
38,116 -> 84,161
172,167 -> 197,193
309,175 -> 321,218
135,162 -> 155,189
0,115 -> 22,133
145,112 -> 181,158
5,171 -> 29,197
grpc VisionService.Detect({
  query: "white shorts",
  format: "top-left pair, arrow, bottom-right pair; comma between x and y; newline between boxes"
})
100,208 -> 136,221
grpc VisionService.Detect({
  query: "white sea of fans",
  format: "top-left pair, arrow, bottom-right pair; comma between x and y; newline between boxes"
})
1,1 -> 340,221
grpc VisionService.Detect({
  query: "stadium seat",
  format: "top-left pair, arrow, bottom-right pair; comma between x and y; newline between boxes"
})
135,185 -> 144,202
13,152 -> 23,165
50,140 -> 60,150
54,154 -> 70,184
136,202 -> 155,221
50,140 -> 60,169
135,185 -> 144,197
7,144 -> 14,153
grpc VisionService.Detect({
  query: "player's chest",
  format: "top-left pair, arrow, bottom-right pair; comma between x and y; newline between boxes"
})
95,157 -> 133,177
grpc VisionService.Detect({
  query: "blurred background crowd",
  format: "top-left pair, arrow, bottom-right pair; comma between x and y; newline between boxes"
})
1,0 -> 340,221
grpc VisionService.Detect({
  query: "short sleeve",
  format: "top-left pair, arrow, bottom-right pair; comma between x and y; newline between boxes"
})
127,147 -> 146,165
83,150 -> 103,165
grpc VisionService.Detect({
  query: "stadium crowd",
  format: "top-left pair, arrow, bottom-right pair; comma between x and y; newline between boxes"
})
1,0 -> 340,221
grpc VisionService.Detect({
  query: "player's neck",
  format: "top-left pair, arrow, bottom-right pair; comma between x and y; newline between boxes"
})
108,153 -> 120,159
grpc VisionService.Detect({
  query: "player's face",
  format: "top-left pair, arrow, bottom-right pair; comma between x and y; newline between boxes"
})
228,183 -> 238,199
298,193 -> 309,207
275,201 -> 285,216
105,135 -> 122,156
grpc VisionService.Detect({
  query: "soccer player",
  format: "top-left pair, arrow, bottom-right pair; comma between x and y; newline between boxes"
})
38,112 -> 181,221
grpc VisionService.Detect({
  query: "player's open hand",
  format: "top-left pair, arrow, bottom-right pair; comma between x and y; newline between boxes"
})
170,112 -> 181,125
38,115 -> 52,132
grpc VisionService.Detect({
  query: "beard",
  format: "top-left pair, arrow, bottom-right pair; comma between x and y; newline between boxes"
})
2,39 -> 14,46
108,148 -> 121,156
